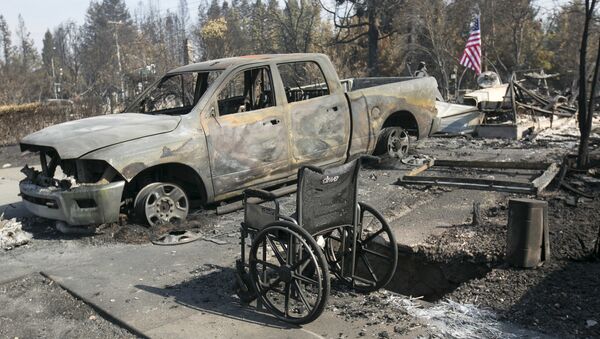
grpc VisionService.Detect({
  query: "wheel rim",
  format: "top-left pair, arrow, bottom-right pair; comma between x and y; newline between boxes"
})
324,203 -> 398,292
142,183 -> 189,226
249,224 -> 328,324
386,128 -> 409,158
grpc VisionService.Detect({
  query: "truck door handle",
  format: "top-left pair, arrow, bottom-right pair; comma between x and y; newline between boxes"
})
328,106 -> 339,112
263,119 -> 280,126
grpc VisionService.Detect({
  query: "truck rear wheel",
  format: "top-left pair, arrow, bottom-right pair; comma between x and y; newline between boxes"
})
134,182 -> 189,226
375,127 -> 410,159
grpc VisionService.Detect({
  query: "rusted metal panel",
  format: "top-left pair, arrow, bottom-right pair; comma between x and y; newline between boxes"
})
286,92 -> 350,168
346,76 -> 439,143
20,113 -> 181,159
80,118 -> 215,201
202,106 -> 291,196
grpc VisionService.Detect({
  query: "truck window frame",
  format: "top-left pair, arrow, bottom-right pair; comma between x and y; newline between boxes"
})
215,65 -> 277,117
276,61 -> 330,104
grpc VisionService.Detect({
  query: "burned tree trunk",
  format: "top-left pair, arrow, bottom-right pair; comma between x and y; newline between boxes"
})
577,0 -> 598,169
366,0 -> 379,76
595,223 -> 600,258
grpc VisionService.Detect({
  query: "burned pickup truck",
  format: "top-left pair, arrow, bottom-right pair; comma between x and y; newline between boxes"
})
19,53 -> 438,227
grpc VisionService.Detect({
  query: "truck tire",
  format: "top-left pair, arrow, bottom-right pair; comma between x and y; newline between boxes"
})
375,127 -> 410,159
134,182 -> 189,227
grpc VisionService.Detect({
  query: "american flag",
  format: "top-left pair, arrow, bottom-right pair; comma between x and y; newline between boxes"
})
459,14 -> 482,74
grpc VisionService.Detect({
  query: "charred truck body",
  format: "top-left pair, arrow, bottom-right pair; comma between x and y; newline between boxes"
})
19,53 -> 439,226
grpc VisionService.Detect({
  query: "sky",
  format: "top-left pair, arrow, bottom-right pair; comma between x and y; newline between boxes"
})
0,0 -> 568,50
0,0 -> 196,49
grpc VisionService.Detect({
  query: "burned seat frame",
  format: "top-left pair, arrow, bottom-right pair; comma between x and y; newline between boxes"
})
235,156 -> 398,324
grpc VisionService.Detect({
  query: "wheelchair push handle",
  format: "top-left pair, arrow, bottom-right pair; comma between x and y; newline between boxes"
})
302,165 -> 325,174
244,188 -> 278,201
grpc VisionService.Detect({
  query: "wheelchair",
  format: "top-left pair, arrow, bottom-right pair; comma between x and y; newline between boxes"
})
235,156 -> 398,324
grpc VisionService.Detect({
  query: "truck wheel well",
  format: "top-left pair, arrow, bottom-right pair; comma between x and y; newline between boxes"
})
381,111 -> 419,137
126,163 -> 207,205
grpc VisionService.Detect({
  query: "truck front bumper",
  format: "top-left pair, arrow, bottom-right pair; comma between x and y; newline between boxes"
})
19,180 -> 126,226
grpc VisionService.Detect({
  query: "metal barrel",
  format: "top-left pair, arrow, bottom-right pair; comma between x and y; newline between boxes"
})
506,198 -> 550,268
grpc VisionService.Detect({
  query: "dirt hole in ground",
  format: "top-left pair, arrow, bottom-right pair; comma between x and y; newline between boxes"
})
386,247 -> 492,301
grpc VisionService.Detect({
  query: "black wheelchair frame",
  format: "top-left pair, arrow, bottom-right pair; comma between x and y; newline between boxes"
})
235,156 -> 398,324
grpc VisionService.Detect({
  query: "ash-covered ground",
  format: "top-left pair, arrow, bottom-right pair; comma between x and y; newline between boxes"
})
1,118 -> 600,338
0,274 -> 133,339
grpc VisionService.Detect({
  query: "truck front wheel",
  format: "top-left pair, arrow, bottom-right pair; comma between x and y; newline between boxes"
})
134,182 -> 189,227
375,127 -> 410,159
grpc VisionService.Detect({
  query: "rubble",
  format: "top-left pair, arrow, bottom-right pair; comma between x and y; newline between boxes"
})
456,72 -> 580,140
0,216 -> 31,250
393,298 -> 535,338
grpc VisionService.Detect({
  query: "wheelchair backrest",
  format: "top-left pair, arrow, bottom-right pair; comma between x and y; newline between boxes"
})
296,159 -> 360,235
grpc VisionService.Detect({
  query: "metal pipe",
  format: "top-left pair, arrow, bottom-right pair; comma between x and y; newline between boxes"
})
216,185 -> 297,215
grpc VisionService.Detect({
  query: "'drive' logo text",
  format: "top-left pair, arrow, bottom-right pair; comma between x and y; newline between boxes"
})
322,175 -> 339,184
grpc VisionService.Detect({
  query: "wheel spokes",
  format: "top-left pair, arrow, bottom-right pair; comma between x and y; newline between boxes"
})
167,186 -> 186,203
360,253 -> 378,283
290,256 -> 311,271
363,228 -> 385,245
361,247 -> 391,261
251,258 -> 280,271
284,282 -> 291,317
292,280 -> 313,311
262,277 -> 282,293
265,236 -> 286,265
292,272 -> 319,286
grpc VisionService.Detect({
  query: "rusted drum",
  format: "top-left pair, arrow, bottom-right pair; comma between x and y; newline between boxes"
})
506,198 -> 550,268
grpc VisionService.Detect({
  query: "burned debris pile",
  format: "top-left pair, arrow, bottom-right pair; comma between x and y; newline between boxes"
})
451,72 -> 579,140
0,217 -> 31,250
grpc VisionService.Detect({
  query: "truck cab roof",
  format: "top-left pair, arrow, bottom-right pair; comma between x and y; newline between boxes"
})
166,53 -> 331,74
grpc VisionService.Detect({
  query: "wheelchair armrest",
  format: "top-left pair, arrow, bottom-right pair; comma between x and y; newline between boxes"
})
244,188 -> 278,201
302,165 -> 325,174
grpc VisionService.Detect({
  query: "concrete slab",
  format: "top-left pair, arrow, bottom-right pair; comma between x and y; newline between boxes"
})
388,189 -> 503,247
476,124 -> 533,139
35,240 -> 414,339
0,166 -> 31,218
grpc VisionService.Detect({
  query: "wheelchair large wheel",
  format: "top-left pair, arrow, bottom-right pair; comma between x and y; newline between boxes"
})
324,202 -> 398,293
248,221 -> 330,324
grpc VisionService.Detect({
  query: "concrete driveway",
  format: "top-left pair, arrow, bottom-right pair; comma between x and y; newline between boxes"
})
0,165 -> 427,338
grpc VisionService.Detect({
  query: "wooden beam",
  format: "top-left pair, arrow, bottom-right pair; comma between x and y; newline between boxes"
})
396,175 -> 535,194
396,160 -> 560,195
433,160 -> 550,170
402,159 -> 435,178
532,163 -> 560,194
516,102 -> 574,117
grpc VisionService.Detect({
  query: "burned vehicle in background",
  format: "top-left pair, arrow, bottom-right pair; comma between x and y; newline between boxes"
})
19,53 -> 438,227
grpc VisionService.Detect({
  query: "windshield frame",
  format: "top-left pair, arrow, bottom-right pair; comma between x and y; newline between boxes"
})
124,69 -> 223,116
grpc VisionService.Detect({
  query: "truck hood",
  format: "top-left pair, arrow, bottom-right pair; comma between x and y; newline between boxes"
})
21,113 -> 181,159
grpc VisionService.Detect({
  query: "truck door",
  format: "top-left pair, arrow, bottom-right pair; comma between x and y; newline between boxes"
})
203,65 -> 290,196
277,61 -> 350,169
